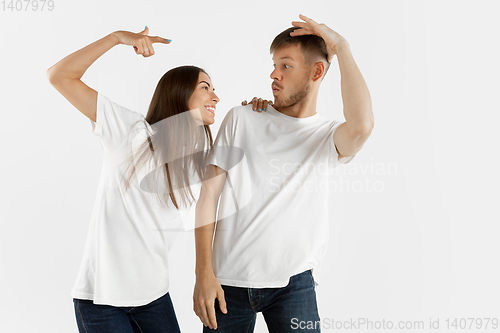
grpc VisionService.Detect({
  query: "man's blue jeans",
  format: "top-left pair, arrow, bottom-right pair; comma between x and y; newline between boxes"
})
73,292 -> 181,333
204,270 -> 321,332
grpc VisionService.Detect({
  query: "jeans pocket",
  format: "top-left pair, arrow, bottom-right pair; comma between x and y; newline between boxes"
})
309,269 -> 316,289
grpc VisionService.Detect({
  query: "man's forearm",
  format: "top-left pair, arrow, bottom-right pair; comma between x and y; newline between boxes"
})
336,42 -> 374,133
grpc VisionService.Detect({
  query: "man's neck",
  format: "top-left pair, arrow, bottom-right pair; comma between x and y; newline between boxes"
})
275,91 -> 319,119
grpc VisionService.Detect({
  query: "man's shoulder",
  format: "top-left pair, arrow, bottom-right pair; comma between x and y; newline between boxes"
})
223,104 -> 254,122
229,104 -> 253,116
314,114 -> 342,127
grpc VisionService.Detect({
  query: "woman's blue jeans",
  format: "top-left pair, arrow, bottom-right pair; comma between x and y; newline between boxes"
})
73,292 -> 181,333
203,269 -> 321,332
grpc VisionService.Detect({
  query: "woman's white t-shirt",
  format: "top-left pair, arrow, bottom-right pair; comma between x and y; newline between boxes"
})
71,93 -> 199,306
206,104 -> 355,288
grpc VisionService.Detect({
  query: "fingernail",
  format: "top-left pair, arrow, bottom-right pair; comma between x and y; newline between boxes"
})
263,108 -> 266,111
167,39 -> 172,42
259,108 -> 261,112
145,26 -> 147,29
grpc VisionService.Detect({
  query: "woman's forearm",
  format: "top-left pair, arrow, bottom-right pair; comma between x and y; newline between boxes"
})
195,222 -> 216,277
194,196 -> 218,277
47,32 -> 119,83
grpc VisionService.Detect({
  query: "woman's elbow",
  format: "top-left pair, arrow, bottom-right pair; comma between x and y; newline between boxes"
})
46,66 -> 58,85
46,65 -> 65,86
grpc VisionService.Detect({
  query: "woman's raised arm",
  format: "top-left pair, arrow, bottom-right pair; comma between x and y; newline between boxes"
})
46,27 -> 170,122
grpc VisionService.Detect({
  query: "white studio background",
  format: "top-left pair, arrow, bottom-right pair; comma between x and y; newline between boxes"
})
1,0 -> 499,332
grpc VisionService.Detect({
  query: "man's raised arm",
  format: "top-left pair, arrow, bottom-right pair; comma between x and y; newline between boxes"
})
333,40 -> 373,158
291,14 -> 374,159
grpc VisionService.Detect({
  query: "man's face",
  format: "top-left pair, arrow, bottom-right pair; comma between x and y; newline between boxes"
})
270,44 -> 312,109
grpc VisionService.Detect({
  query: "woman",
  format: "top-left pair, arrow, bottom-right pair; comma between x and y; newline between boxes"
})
47,27 -> 269,333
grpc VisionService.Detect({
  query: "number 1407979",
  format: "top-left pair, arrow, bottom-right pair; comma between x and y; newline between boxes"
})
2,0 -> 54,11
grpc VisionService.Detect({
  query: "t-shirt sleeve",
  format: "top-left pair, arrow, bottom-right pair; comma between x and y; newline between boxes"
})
90,92 -> 144,154
205,108 -> 235,172
329,120 -> 356,165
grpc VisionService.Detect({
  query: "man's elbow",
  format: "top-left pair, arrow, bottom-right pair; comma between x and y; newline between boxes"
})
350,122 -> 373,143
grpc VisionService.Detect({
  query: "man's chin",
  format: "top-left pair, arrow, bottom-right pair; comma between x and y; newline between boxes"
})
274,100 -> 289,109
273,98 -> 285,108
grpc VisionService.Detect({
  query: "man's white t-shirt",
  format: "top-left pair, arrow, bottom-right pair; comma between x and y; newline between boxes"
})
71,92 -> 199,306
206,104 -> 354,288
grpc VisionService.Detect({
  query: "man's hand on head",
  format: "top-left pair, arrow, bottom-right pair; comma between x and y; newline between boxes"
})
290,14 -> 348,62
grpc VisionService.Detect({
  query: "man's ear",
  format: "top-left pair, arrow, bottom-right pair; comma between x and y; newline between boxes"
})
312,61 -> 325,81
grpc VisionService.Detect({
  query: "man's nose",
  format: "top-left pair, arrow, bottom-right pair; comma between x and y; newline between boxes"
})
270,69 -> 280,80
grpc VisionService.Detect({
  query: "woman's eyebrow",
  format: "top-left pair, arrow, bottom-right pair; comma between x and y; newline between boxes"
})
199,81 -> 215,91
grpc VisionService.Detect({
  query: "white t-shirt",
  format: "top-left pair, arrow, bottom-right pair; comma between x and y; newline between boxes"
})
71,93 -> 199,306
206,104 -> 354,288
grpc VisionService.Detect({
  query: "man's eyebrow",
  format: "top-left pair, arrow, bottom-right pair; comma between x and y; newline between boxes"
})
199,80 -> 215,91
272,56 -> 295,63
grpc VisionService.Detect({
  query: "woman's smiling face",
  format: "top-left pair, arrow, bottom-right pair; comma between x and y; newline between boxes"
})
187,71 -> 220,126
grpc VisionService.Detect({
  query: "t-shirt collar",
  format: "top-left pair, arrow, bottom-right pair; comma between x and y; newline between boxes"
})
267,105 -> 320,122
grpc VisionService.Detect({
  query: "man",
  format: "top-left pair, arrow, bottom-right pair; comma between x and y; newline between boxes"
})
193,14 -> 374,332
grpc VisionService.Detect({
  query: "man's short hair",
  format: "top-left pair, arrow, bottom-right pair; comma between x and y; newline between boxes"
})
270,26 -> 330,79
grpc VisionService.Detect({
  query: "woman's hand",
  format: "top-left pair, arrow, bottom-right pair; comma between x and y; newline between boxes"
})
113,27 -> 171,57
193,274 -> 227,330
242,97 -> 273,113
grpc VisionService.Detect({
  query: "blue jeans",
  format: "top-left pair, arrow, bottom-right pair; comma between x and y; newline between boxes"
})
204,270 -> 321,332
73,292 -> 181,333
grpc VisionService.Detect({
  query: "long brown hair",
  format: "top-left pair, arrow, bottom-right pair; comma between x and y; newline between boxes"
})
121,65 -> 214,209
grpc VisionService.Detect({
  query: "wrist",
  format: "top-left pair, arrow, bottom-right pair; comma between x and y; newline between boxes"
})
109,31 -> 121,46
334,40 -> 350,53
195,264 -> 215,279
